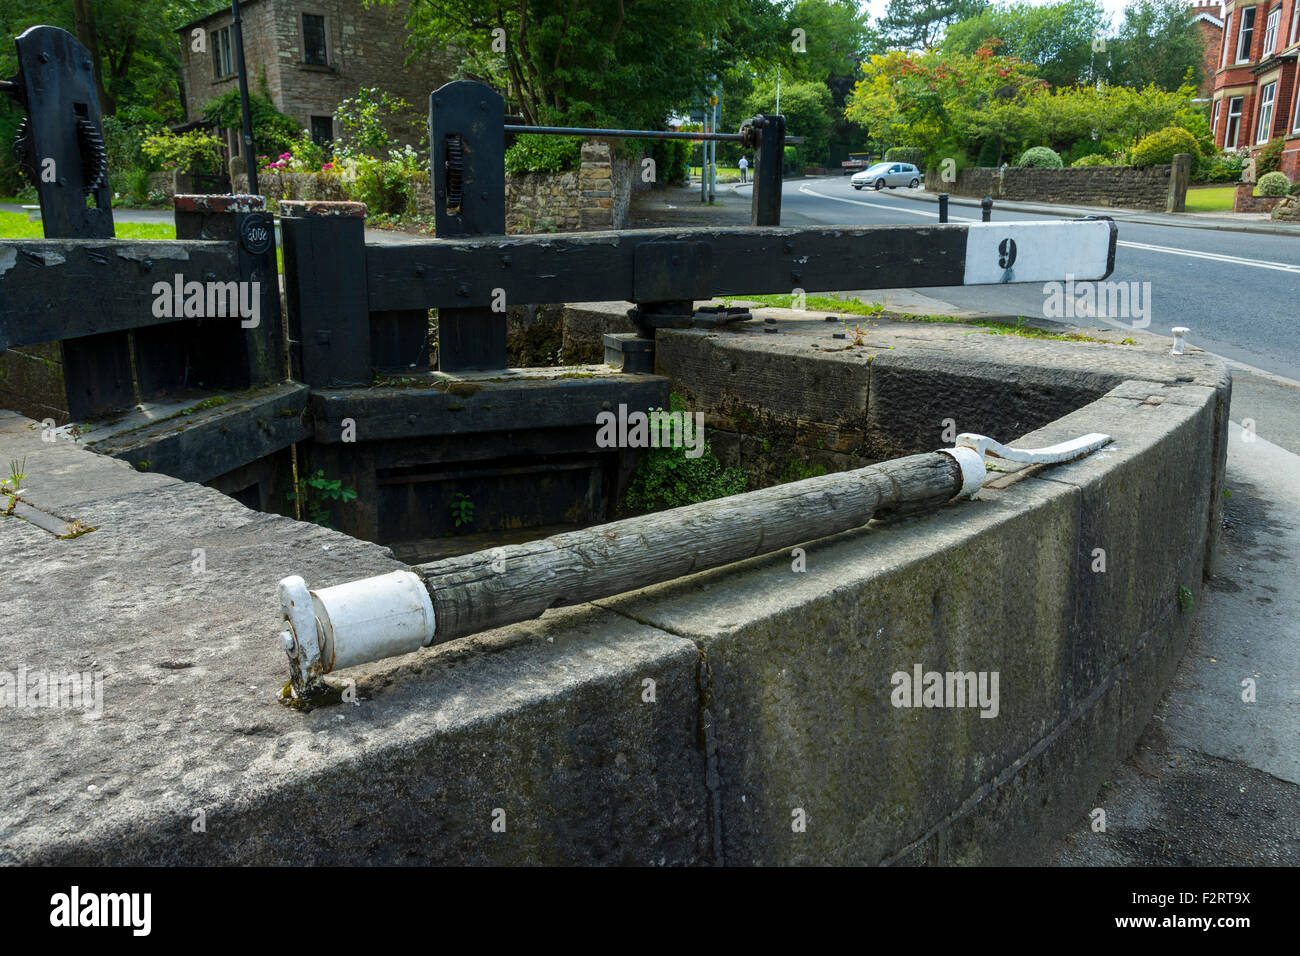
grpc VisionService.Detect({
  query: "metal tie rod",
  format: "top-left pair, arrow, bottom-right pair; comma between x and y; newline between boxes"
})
277,431 -> 1111,700
503,124 -> 805,144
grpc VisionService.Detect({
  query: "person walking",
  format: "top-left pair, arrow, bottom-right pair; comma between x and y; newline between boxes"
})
738,155 -> 749,184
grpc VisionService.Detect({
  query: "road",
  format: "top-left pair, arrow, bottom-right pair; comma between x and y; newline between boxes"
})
777,178 -> 1300,453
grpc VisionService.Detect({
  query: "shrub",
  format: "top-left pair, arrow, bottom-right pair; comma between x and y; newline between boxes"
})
140,129 -> 225,175
1199,151 -> 1246,183
1257,136 -> 1286,177
1129,126 -> 1200,168
1257,171 -> 1291,197
1017,146 -> 1063,168
504,134 -> 581,175
202,90 -> 301,159
348,145 -> 422,215
1071,153 -> 1114,167
976,138 -> 1002,167
1064,139 -> 1108,165
1290,180 -> 1300,196
645,138 -> 690,185
335,87 -> 417,161
782,145 -> 803,175
884,146 -> 925,169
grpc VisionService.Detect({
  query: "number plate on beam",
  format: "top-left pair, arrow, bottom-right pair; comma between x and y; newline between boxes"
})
962,219 -> 1116,285
633,241 -> 712,302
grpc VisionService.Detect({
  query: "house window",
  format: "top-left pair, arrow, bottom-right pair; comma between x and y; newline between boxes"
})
212,26 -> 234,79
1237,7 -> 1256,62
1226,96 -> 1244,146
1257,81 -> 1278,141
310,115 -> 334,146
1263,7 -> 1280,56
1291,3 -> 1299,46
1294,84 -> 1300,130
302,14 -> 328,66
1212,99 -> 1221,138
1222,12 -> 1233,69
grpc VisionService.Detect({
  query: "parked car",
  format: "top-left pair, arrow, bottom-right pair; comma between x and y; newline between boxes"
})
851,162 -> 921,191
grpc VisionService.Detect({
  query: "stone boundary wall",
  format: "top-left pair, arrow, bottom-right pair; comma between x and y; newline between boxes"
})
505,142 -> 633,234
224,140 -> 633,232
927,164 -> 1175,212
0,325 -> 1229,865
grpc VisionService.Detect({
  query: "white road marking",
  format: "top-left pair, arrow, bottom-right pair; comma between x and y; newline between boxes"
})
797,183 -> 1300,275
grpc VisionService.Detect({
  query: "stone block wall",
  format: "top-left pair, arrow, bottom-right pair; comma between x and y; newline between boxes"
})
927,164 -> 1175,211
506,141 -> 635,234
177,0 -> 451,149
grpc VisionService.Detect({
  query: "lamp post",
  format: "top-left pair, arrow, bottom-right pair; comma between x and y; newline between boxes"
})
230,0 -> 258,195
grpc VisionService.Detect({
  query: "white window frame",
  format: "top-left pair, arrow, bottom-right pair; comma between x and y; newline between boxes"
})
1263,7 -> 1281,56
212,26 -> 234,79
1222,11 -> 1234,68
1256,81 -> 1278,142
1238,7 -> 1257,62
1291,3 -> 1299,47
1226,95 -> 1244,146
1212,99 -> 1222,138
1294,83 -> 1300,131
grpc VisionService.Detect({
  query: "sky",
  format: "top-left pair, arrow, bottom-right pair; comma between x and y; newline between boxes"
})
857,0 -> 1197,30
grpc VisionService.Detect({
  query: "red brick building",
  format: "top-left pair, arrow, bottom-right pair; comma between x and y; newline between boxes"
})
1208,0 -> 1300,178
1192,1 -> 1226,97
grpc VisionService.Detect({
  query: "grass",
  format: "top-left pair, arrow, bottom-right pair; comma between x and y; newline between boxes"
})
0,210 -> 281,272
726,293 -> 1132,345
1184,185 -> 1235,213
0,210 -> 176,240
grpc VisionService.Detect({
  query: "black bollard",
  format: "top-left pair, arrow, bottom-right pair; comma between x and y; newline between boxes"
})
981,197 -> 993,222
939,193 -> 949,223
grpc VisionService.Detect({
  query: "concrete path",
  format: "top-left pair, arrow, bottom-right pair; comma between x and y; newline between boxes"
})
1046,421 -> 1300,865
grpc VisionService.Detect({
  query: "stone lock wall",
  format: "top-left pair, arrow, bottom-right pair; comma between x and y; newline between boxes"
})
927,164 -> 1177,212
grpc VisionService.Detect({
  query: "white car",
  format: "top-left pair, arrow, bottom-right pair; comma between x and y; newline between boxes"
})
851,162 -> 921,191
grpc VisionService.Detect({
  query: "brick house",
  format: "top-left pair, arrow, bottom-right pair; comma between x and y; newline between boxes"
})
1191,1 -> 1226,97
175,0 -> 452,160
1208,0 -> 1300,178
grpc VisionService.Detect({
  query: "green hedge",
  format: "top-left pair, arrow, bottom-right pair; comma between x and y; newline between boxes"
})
884,147 -> 925,169
1129,127 -> 1200,168
504,135 -> 581,175
1017,146 -> 1063,168
1258,171 -> 1291,197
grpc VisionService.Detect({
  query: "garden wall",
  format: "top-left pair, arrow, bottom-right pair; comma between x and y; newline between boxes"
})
927,163 -> 1178,212
226,141 -> 633,232
505,142 -> 634,233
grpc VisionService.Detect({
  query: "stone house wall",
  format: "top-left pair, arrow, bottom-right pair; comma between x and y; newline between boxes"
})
176,0 -> 450,151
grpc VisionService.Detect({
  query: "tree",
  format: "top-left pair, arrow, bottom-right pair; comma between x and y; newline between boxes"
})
844,42 -> 1043,162
1105,0 -> 1205,91
744,77 -> 834,163
940,0 -> 1110,88
876,0 -> 990,52
395,0 -> 779,130
0,0 -> 209,118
